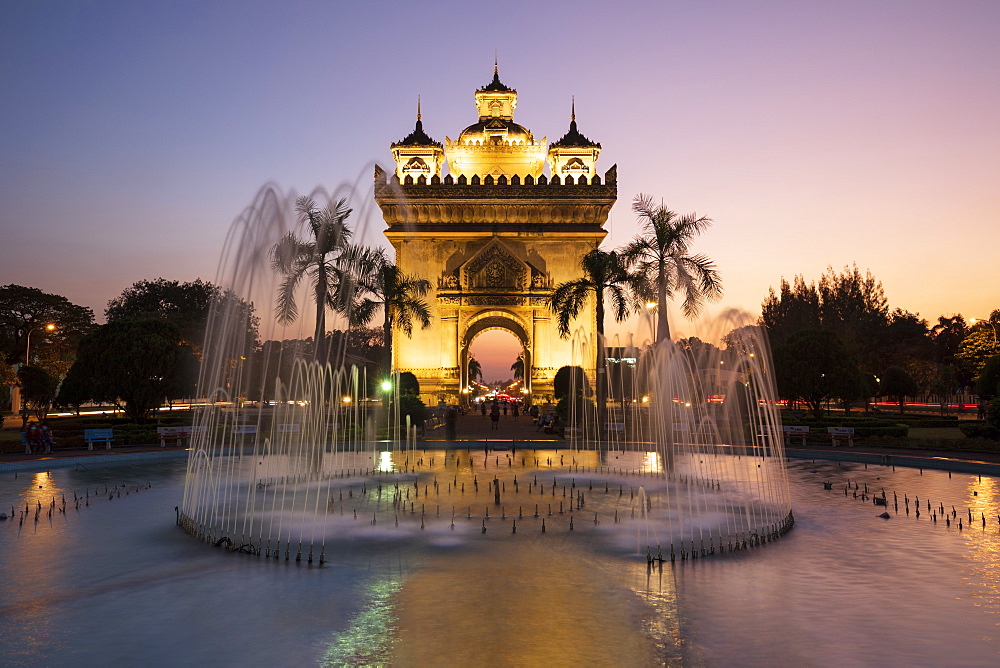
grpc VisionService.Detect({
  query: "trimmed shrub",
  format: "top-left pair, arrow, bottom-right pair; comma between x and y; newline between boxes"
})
959,423 -> 1000,440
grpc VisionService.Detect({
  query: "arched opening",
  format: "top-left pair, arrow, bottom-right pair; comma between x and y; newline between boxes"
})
461,312 -> 531,407
469,329 -> 522,385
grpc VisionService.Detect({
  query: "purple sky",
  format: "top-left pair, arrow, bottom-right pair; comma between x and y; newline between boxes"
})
2,1 -> 998,382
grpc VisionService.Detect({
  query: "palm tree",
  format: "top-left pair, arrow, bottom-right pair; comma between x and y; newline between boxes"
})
469,356 -> 483,383
351,249 -> 432,377
270,196 -> 359,357
549,249 -> 642,430
624,194 -> 723,343
511,355 -> 524,381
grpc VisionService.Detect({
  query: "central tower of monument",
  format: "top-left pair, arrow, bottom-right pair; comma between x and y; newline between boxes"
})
374,67 -> 617,404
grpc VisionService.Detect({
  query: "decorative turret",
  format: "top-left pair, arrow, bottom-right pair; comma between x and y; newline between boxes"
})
445,62 -> 547,180
391,98 -> 444,182
547,98 -> 602,182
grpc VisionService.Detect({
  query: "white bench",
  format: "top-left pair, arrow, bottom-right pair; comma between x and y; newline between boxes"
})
758,425 -> 810,446
828,426 -> 855,447
232,424 -> 257,435
563,426 -> 582,439
605,422 -> 625,434
277,423 -> 300,434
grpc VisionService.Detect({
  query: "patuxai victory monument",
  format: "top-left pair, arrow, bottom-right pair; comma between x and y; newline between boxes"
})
374,65 -> 617,404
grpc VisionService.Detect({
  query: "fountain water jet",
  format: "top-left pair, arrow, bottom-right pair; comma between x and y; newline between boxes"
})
180,184 -> 793,562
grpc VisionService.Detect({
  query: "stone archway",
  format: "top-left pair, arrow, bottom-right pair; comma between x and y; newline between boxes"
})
460,311 -> 532,399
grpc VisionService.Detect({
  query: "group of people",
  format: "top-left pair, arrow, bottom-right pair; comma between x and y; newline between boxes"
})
24,422 -> 55,454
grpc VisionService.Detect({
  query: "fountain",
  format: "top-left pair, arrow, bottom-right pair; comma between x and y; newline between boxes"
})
179,185 -> 793,563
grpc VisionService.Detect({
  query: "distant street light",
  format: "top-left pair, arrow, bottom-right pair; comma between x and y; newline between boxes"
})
25,323 -> 56,366
970,317 -> 998,343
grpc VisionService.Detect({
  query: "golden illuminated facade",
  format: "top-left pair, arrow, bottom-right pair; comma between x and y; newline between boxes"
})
375,67 -> 616,403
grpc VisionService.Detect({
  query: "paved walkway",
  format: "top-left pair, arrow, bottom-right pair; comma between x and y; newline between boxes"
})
4,410 -> 1000,473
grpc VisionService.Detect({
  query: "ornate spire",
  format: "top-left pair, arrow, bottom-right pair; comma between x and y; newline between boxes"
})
392,97 -> 441,148
481,56 -> 512,92
550,99 -> 600,148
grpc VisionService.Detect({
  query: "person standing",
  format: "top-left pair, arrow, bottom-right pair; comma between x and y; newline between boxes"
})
490,402 -> 500,430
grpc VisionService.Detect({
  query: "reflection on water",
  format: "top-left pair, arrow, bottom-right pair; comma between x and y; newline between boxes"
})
3,457 -> 1000,664
322,572 -> 403,665
389,541 -> 657,665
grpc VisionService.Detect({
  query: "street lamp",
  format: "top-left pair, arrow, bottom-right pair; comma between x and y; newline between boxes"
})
25,323 -> 56,366
970,317 -> 998,343
646,302 -> 657,342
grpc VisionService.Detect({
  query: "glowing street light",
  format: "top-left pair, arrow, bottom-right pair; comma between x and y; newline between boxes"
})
25,323 -> 56,366
970,317 -> 998,343
381,380 -> 393,392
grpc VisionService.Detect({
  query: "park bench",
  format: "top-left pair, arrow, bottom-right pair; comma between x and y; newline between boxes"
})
757,425 -> 810,446
232,424 -> 257,437
783,425 -> 810,445
277,423 -> 300,434
84,428 -> 115,450
828,426 -> 855,447
563,426 -> 582,439
605,422 -> 625,434
157,425 -> 206,447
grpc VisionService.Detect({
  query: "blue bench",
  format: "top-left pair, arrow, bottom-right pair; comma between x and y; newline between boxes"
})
84,428 -> 115,450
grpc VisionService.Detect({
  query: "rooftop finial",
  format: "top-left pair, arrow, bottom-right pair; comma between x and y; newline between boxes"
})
417,95 -> 421,121
571,96 -> 576,122
494,50 -> 498,77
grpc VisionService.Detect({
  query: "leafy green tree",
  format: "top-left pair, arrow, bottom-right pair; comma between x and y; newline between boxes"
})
106,278 -> 258,357
17,365 -> 57,423
763,266 -> 893,375
772,329 -> 859,419
880,310 -> 933,370
931,315 -> 969,365
975,356 -> 1000,399
350,249 -> 432,376
270,196 -> 361,357
397,394 -> 426,430
62,318 -> 198,423
0,284 -> 94,379
553,366 -> 590,401
881,365 -> 920,414
761,276 -> 821,348
550,249 -> 642,427
987,398 -> 1000,430
957,328 -> 1000,378
623,194 -> 722,343
398,371 -> 419,396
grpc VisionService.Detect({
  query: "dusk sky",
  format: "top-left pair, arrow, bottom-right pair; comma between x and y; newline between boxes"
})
2,1 -> 998,382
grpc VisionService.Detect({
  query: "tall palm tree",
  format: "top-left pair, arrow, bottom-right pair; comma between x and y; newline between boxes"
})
624,194 -> 723,343
351,249 -> 432,376
469,356 -> 483,386
549,249 -> 642,429
511,355 -> 524,381
270,196 -> 358,357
